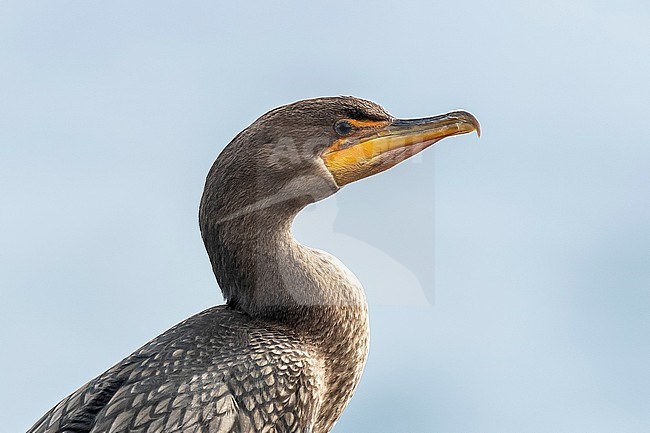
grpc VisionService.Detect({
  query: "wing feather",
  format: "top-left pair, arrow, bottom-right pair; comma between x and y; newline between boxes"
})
27,306 -> 322,433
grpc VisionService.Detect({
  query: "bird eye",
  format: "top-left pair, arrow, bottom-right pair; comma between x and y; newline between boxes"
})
334,120 -> 354,136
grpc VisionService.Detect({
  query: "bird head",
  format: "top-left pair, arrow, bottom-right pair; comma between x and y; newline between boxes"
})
202,96 -> 480,223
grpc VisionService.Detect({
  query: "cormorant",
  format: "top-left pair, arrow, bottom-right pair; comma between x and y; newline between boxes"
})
27,97 -> 479,433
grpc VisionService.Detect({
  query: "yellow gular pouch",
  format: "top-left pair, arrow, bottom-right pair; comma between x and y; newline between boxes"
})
322,111 -> 480,186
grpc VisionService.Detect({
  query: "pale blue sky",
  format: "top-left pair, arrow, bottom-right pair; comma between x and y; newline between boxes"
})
1,1 -> 649,432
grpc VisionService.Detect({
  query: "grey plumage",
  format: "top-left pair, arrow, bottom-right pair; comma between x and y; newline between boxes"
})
29,306 -> 324,433
27,96 -> 479,433
29,97 -> 380,433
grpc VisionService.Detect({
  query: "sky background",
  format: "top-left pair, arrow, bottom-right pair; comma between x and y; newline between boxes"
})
1,1 -> 649,432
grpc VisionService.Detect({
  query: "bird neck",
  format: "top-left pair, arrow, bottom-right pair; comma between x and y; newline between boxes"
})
201,199 -> 368,326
